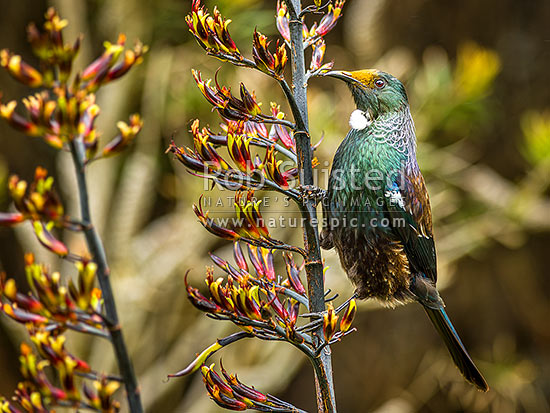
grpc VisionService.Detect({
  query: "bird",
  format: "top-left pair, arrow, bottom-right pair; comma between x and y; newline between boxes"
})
319,68 -> 489,391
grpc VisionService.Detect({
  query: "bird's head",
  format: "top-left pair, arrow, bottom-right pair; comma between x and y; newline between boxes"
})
324,69 -> 408,118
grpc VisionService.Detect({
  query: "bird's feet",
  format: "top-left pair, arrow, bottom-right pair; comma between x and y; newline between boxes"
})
297,185 -> 327,206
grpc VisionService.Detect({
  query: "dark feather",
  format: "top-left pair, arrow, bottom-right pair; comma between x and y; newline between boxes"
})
383,180 -> 437,283
424,306 -> 489,392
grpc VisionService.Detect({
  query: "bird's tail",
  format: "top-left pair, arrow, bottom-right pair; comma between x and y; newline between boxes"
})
423,306 -> 489,391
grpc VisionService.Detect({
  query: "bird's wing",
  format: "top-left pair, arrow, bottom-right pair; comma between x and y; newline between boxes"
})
383,172 -> 437,283
320,203 -> 334,249
320,129 -> 359,250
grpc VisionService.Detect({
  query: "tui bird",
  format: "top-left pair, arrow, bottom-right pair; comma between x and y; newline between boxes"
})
320,69 -> 489,391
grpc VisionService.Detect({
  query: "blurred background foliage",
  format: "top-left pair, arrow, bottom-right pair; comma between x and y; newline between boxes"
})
0,0 -> 549,412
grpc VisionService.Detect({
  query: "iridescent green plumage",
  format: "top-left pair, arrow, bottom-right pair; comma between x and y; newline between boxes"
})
321,69 -> 488,391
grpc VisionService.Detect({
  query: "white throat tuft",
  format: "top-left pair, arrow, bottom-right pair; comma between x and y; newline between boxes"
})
349,109 -> 371,130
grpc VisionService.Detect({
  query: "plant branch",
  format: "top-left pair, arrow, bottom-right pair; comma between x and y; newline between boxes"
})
284,1 -> 337,411
69,137 -> 143,413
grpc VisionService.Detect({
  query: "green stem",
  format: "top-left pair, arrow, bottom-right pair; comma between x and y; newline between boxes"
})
284,1 -> 337,412
69,138 -> 143,413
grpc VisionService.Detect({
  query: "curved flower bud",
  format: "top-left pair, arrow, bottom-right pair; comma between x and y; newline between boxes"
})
0,100 -> 41,137
323,303 -> 339,342
234,191 -> 270,240
193,200 -> 240,241
32,221 -> 68,257
276,1 -> 290,42
246,245 -> 265,278
263,146 -> 293,189
84,377 -> 121,412
30,329 -> 91,375
201,363 -> 305,411
167,140 -> 208,172
239,83 -> 261,117
192,70 -> 263,121
227,131 -> 253,173
18,343 -> 68,402
283,253 -> 306,295
316,0 -> 346,37
310,38 -> 332,72
233,242 -> 248,272
252,30 -> 287,80
265,286 -> 288,323
186,0 -> 241,61
192,119 -> 231,171
2,303 -> 49,325
79,33 -> 147,92
101,114 -> 143,157
203,364 -> 234,397
68,261 -> 98,311
0,50 -> 43,87
270,103 -> 294,149
106,41 -> 148,81
0,212 -> 25,227
339,298 -> 357,333
185,272 -> 223,314
171,340 -> 225,380
4,167 -> 65,226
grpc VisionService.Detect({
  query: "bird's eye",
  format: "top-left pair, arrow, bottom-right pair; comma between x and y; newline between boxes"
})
374,78 -> 385,88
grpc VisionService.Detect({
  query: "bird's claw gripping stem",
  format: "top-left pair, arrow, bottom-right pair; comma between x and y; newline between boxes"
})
298,185 -> 327,206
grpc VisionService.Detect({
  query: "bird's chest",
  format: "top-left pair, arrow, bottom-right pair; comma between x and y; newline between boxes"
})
327,132 -> 407,230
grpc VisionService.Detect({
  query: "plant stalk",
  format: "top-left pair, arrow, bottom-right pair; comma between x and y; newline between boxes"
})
285,1 -> 337,411
69,138 -> 143,413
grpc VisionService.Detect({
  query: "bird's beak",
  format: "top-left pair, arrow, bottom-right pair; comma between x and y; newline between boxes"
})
322,70 -> 361,85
